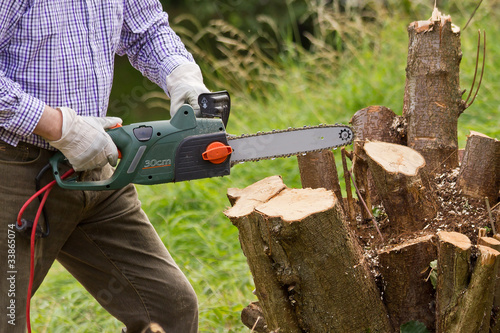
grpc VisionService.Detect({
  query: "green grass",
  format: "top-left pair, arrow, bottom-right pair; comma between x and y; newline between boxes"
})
32,2 -> 500,332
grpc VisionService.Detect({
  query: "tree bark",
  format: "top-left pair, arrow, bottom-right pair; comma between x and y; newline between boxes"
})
403,10 -> 464,174
225,176 -> 299,332
478,236 -> 500,323
445,245 -> 500,333
457,131 -> 500,204
225,177 -> 392,332
297,150 -> 344,211
378,234 -> 437,330
350,105 -> 405,145
436,231 -> 472,332
364,141 -> 438,236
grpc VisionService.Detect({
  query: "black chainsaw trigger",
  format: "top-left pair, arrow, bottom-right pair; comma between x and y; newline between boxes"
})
198,91 -> 230,128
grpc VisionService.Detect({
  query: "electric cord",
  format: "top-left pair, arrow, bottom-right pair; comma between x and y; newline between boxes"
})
35,163 -> 52,237
16,168 -> 74,333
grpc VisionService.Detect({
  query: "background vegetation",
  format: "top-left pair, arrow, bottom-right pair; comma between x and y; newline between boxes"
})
33,0 -> 499,331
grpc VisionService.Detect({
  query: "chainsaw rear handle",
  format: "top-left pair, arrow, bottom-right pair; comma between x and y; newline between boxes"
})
50,122 -> 138,190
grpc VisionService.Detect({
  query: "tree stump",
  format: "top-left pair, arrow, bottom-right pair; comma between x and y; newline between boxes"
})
297,150 -> 344,211
436,231 -> 471,332
457,131 -> 500,204
378,234 -> 437,330
350,106 -> 405,212
478,236 -> 500,319
225,176 -> 392,332
446,245 -> 500,333
403,9 -> 464,174
364,141 -> 438,236
435,231 -> 500,332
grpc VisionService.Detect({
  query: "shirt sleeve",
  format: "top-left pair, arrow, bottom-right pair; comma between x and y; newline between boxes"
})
117,0 -> 195,94
0,72 -> 46,143
0,0 -> 46,145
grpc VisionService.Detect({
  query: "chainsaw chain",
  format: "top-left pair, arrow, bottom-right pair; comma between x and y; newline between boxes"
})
227,123 -> 354,164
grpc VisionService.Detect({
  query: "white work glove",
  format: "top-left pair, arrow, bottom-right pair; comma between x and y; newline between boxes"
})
48,107 -> 122,171
166,63 -> 210,117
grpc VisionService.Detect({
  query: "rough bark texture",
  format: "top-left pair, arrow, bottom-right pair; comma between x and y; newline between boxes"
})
297,150 -> 344,210
378,234 -> 437,330
225,176 -> 392,332
226,176 -> 300,332
403,11 -> 464,174
436,231 -> 472,332
457,131 -> 500,204
445,245 -> 500,333
364,141 -> 438,236
350,106 -> 405,145
479,236 -> 500,321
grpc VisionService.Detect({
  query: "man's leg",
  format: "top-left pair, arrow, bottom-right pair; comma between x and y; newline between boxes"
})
56,175 -> 198,333
0,142 -> 85,332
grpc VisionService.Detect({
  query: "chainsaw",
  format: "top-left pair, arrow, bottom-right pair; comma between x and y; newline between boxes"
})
49,91 -> 354,190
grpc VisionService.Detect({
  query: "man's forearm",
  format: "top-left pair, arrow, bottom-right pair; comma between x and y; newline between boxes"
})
33,106 -> 63,141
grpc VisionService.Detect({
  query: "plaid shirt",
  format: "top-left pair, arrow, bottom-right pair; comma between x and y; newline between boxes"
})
0,0 -> 194,149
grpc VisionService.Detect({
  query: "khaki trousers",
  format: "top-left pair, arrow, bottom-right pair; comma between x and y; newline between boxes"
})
0,141 -> 198,332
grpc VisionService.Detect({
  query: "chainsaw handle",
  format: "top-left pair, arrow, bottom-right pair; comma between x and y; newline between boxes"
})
49,126 -> 136,190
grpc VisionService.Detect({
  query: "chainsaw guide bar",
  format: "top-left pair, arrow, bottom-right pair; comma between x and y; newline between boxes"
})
227,124 -> 354,165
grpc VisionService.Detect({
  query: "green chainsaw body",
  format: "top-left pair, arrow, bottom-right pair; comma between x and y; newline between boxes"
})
50,104 -> 231,190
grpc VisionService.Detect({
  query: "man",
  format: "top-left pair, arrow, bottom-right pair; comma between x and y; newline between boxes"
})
0,1 -> 209,332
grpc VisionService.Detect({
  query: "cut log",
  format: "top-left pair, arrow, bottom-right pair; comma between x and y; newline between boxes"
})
350,106 -> 404,210
445,245 -> 500,333
225,176 -> 299,332
436,231 -> 472,332
297,150 -> 344,210
478,236 -> 500,252
241,302 -> 269,333
403,9 -> 464,174
226,175 -> 287,208
478,237 -> 500,318
225,178 -> 392,332
350,106 -> 405,145
377,234 -> 437,330
364,141 -> 438,236
457,131 -> 500,204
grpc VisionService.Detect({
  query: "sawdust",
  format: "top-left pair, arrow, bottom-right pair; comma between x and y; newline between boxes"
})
353,167 -> 495,252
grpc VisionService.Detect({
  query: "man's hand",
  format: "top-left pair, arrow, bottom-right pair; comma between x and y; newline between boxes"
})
45,107 -> 122,171
166,63 -> 210,117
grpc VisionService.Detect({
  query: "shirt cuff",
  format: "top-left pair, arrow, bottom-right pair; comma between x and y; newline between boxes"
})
6,92 -> 46,140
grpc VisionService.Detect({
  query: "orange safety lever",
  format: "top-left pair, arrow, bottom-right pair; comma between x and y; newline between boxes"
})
109,123 -> 123,158
202,142 -> 233,164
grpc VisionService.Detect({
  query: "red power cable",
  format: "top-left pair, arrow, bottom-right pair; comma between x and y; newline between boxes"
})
17,169 -> 74,333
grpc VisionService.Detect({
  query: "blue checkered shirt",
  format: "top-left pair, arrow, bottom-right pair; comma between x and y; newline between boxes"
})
0,0 -> 194,149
